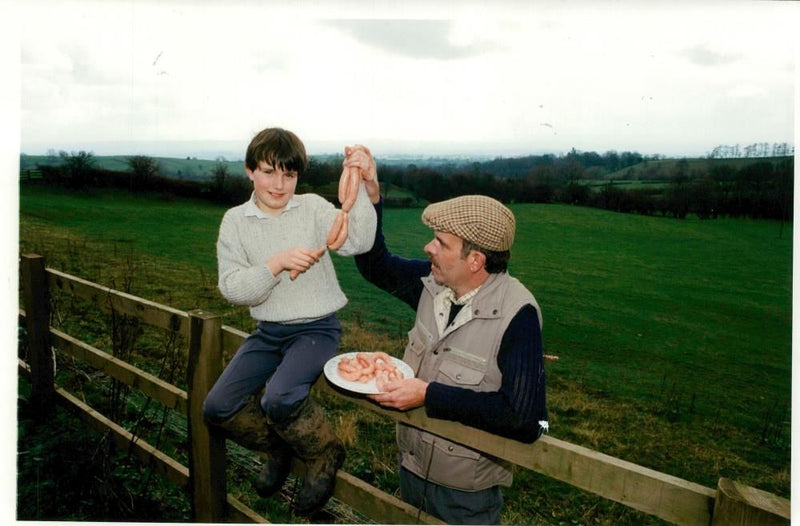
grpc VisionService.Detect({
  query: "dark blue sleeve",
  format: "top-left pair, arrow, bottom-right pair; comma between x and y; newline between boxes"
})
424,304 -> 547,443
354,199 -> 431,310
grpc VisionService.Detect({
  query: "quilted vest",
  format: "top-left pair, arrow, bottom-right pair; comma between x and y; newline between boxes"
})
397,272 -> 541,491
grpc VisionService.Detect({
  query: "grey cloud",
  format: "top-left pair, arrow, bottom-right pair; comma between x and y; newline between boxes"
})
680,43 -> 742,66
329,19 -> 496,60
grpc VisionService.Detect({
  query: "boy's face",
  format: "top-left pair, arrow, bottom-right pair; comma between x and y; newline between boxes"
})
246,161 -> 298,216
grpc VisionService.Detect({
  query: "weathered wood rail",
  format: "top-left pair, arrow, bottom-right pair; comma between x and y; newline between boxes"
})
18,254 -> 790,525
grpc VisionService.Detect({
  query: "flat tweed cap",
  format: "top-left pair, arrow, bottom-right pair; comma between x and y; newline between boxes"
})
422,195 -> 515,251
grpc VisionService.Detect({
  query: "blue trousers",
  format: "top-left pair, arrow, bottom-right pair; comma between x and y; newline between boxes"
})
399,465 -> 503,525
202,315 -> 341,424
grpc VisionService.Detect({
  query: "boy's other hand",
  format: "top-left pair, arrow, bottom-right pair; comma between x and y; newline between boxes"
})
267,247 -> 325,278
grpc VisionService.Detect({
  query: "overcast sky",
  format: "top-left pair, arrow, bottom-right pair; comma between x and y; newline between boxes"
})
13,0 -> 800,159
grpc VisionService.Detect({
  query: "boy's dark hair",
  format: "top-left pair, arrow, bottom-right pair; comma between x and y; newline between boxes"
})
245,127 -> 308,175
461,240 -> 510,274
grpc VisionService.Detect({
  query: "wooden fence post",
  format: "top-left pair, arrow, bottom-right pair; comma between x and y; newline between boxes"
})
711,478 -> 790,526
186,309 -> 227,523
20,254 -> 55,414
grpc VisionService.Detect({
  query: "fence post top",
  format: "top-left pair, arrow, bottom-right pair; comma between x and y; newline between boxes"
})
188,309 -> 220,320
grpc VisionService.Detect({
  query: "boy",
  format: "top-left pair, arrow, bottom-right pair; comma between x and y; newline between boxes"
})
203,127 -> 376,515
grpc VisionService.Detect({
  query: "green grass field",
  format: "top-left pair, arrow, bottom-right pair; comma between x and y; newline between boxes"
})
18,184 -> 792,522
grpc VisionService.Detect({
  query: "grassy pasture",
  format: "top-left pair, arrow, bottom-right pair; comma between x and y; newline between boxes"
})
18,184 -> 791,522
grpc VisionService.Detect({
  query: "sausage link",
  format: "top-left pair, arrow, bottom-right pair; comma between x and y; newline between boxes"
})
327,211 -> 349,250
341,165 -> 361,212
326,211 -> 346,247
338,166 -> 351,206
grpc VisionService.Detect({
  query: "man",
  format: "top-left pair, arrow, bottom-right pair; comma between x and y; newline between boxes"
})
344,146 -> 548,525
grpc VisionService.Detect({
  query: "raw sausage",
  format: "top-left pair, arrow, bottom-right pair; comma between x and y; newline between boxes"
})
340,166 -> 361,212
337,352 -> 405,391
326,211 -> 349,251
337,166 -> 351,206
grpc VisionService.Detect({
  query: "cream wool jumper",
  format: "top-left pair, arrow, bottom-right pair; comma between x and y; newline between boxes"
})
217,183 -> 377,324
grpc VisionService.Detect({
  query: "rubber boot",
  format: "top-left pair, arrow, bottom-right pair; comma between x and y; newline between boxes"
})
269,398 -> 345,515
214,394 -> 292,497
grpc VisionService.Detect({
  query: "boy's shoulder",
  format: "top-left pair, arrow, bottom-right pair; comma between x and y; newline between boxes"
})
293,192 -> 332,209
294,192 -> 327,203
224,200 -> 251,218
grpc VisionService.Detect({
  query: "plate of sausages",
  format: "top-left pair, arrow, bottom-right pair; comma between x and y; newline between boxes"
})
324,352 -> 414,394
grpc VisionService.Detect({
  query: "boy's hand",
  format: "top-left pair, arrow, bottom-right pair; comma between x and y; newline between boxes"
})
344,145 -> 380,204
267,247 -> 325,278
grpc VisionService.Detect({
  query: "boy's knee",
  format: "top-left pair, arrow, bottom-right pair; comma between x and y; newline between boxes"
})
202,394 -> 233,425
201,397 -> 217,424
261,388 -> 304,423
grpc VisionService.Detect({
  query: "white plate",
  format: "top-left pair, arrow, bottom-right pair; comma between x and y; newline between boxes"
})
324,352 -> 414,395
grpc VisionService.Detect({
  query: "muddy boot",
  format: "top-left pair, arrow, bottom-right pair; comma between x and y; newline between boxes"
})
269,398 -> 345,515
214,394 -> 292,497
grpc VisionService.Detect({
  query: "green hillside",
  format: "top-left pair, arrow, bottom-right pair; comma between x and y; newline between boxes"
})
20,153 -> 247,181
602,156 -> 788,181
18,184 -> 792,522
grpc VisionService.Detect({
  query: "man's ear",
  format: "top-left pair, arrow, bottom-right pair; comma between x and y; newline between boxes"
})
469,250 -> 486,273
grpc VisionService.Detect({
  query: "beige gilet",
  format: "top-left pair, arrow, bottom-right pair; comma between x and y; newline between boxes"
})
398,272 -> 541,491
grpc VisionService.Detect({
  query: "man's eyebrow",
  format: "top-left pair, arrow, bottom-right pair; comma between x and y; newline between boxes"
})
434,233 -> 451,248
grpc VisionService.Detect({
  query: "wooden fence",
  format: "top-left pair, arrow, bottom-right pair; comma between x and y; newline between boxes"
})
17,254 -> 790,525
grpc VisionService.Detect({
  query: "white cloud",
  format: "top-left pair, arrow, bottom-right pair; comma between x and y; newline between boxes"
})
17,0 -> 799,157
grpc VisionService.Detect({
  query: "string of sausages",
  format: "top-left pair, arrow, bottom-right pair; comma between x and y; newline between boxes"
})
289,163 -> 361,280
337,352 -> 406,391
326,163 -> 361,250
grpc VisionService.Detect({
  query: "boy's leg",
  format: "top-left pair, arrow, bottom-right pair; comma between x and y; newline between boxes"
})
201,323 -> 293,497
263,315 -> 345,515
202,324 -> 283,423
260,315 -> 341,423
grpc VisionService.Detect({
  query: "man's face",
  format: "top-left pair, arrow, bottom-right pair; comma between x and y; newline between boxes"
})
245,161 -> 298,216
424,231 -> 470,289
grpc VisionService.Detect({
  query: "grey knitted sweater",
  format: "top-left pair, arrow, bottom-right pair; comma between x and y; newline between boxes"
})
217,182 -> 377,324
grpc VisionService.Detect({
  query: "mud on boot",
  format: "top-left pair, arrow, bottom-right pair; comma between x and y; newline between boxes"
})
269,398 -> 346,515
293,440 -> 345,515
254,441 -> 292,497
212,393 -> 292,497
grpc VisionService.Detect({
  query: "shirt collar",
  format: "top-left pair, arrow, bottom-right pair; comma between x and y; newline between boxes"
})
433,285 -> 481,337
244,192 -> 300,219
444,285 -> 482,306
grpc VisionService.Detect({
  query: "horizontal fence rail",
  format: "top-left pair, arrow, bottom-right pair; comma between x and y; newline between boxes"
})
225,324 -> 719,526
17,254 -> 790,525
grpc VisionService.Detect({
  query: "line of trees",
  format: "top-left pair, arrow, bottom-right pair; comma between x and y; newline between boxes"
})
30,149 -> 793,222
708,142 -> 794,159
376,155 -> 793,221
588,160 -> 793,220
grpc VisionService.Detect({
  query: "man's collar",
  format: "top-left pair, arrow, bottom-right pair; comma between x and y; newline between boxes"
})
443,285 -> 482,306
